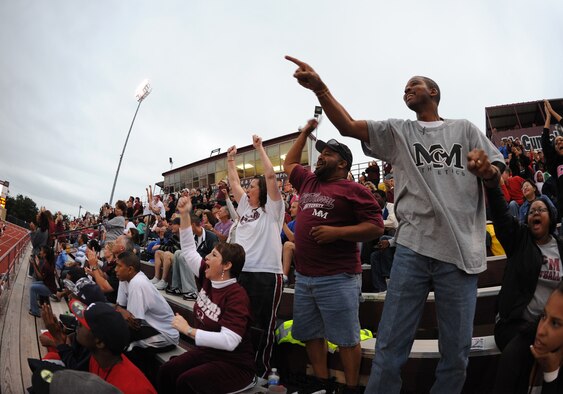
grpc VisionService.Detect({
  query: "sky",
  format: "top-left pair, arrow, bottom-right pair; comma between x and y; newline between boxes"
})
1,0 -> 562,217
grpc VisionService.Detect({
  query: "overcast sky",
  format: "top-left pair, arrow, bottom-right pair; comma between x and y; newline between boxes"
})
1,0 -> 562,217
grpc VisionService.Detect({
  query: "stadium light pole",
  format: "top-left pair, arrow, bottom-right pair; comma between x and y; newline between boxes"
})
109,79 -> 152,206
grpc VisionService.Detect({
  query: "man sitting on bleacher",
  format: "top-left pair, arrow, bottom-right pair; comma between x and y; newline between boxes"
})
166,213 -> 218,300
69,300 -> 157,393
114,251 -> 179,380
86,235 -> 133,304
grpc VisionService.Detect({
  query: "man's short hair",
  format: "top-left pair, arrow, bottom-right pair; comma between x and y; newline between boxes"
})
421,76 -> 441,105
117,235 -> 134,253
215,242 -> 246,279
190,213 -> 202,226
117,251 -> 140,272
80,233 -> 89,244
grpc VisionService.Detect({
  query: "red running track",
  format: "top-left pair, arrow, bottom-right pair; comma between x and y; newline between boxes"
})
0,222 -> 29,273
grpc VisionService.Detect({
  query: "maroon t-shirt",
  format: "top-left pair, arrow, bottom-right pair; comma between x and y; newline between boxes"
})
193,263 -> 255,371
290,165 -> 383,276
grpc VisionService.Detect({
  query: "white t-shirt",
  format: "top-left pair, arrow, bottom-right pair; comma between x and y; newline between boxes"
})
235,194 -> 284,274
124,221 -> 136,234
523,236 -> 563,321
117,271 -> 179,345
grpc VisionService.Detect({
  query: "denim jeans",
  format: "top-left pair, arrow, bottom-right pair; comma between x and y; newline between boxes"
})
293,272 -> 362,346
365,244 -> 478,394
29,281 -> 52,315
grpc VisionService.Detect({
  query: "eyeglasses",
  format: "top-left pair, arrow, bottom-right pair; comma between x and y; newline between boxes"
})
529,207 -> 549,215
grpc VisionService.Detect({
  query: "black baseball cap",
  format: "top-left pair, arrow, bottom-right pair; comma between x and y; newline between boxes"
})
69,300 -> 130,354
315,139 -> 353,170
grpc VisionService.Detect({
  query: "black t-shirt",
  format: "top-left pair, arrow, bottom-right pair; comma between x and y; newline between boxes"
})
104,263 -> 119,304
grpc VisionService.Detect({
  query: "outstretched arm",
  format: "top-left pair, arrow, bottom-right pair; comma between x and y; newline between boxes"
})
286,56 -> 369,142
545,100 -> 562,123
284,119 -> 318,177
226,146 -> 246,204
253,135 -> 281,202
177,197 -> 204,277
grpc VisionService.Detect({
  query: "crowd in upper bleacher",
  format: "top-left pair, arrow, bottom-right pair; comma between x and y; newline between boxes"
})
21,58 -> 563,394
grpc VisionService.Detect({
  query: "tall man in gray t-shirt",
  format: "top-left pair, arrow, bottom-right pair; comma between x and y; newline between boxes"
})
286,56 -> 504,394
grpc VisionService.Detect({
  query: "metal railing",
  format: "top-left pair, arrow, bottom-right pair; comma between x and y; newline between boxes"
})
0,230 -> 30,294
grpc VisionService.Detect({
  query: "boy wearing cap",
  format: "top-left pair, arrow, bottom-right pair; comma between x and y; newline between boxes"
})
283,119 -> 383,393
69,300 -> 156,393
287,56 -> 505,394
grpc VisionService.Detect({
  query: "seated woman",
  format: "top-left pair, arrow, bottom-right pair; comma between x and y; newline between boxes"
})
29,246 -> 57,317
518,179 -> 556,224
157,196 -> 255,394
529,281 -> 563,393
127,227 -> 142,255
469,150 -> 563,393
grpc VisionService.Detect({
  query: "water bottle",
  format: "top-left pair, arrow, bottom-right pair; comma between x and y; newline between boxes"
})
267,368 -> 280,386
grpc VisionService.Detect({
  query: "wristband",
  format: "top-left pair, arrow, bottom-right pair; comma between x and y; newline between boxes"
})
91,266 -> 99,271
187,326 -> 194,337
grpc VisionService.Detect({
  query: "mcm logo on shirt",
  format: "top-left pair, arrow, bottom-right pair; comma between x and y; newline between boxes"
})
413,143 -> 464,169
195,289 -> 221,324
300,192 -> 335,220
540,256 -> 562,281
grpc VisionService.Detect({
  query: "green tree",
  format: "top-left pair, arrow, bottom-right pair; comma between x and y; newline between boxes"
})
6,194 -> 38,223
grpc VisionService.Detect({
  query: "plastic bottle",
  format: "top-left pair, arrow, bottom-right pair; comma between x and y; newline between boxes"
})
267,368 -> 280,386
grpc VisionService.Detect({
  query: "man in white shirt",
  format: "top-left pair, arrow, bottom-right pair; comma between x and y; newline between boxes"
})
115,251 -> 179,378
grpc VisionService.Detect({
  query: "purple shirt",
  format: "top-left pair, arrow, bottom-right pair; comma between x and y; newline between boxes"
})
214,220 -> 234,237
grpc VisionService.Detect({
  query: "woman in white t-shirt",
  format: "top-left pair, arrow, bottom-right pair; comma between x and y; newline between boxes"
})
226,135 -> 285,378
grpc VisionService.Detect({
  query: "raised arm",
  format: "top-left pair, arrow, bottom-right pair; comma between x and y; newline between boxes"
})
284,119 -> 318,177
177,197 -> 204,276
545,100 -> 562,123
286,55 -> 369,142
226,146 -> 246,204
253,135 -> 281,202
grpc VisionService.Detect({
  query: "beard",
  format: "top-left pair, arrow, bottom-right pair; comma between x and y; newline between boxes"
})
314,164 -> 333,181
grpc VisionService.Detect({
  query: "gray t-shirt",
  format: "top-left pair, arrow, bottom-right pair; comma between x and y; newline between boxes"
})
104,216 -> 125,242
523,236 -> 562,322
364,118 -> 504,274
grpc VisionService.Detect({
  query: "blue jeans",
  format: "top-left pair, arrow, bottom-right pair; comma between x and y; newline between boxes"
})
365,245 -> 478,394
29,281 -> 53,315
370,235 -> 395,292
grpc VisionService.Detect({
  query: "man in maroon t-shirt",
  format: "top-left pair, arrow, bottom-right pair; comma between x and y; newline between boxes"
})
283,119 -> 383,393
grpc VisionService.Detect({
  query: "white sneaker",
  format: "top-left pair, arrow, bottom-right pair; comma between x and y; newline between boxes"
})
150,277 -> 160,284
156,279 -> 168,290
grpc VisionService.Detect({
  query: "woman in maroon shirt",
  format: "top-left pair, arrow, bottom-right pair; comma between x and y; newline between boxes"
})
157,197 -> 256,394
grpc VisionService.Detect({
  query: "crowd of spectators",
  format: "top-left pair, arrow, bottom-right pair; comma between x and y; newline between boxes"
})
22,92 -> 563,393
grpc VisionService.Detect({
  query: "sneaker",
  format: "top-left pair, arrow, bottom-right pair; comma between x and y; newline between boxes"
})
150,277 -> 160,284
166,287 -> 184,296
182,292 -> 198,301
155,279 -> 168,290
49,294 -> 61,302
